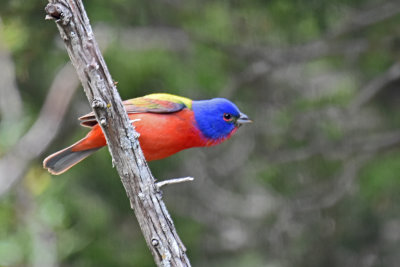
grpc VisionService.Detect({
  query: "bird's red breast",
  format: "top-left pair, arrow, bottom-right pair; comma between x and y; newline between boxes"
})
72,108 -> 209,161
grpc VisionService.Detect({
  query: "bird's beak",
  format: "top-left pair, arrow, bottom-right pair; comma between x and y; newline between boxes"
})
236,112 -> 252,126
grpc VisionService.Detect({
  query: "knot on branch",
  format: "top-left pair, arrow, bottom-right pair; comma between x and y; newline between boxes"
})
92,98 -> 107,109
151,238 -> 159,247
92,98 -> 108,126
45,3 -> 71,25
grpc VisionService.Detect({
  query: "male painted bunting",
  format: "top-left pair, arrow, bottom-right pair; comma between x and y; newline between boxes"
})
43,93 -> 252,175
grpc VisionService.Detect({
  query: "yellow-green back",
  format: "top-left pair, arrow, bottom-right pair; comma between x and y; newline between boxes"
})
143,93 -> 192,109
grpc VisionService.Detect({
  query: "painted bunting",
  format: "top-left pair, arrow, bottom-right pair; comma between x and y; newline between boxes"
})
43,93 -> 252,175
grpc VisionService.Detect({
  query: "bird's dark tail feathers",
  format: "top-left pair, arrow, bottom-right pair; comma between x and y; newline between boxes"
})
43,143 -> 100,175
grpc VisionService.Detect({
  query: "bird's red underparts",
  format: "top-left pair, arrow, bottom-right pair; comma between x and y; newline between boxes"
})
71,109 -> 235,161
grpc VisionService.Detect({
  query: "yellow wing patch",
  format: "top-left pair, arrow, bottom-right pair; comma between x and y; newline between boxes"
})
143,93 -> 192,109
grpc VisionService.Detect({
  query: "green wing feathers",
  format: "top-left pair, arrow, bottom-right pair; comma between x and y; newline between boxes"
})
79,93 -> 192,127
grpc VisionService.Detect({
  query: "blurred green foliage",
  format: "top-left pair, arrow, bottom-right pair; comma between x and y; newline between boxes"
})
1,0 -> 400,266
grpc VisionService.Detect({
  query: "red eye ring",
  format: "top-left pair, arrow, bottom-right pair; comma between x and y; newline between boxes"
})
223,113 -> 233,122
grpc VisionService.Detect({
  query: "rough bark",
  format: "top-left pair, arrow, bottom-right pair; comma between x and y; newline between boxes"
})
45,1 -> 191,266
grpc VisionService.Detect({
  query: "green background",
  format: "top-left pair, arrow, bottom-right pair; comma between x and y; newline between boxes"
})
1,0 -> 400,266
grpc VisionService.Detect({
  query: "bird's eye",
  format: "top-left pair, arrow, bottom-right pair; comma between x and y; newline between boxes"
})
223,113 -> 233,122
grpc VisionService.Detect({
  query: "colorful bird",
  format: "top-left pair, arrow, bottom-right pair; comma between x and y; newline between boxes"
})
43,93 -> 252,175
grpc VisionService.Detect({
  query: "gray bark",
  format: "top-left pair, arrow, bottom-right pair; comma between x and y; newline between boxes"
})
45,1 -> 191,266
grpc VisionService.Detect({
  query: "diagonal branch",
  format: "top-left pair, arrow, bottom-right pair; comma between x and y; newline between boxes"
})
45,1 -> 191,266
0,63 -> 79,196
349,62 -> 400,112
328,0 -> 400,38
0,18 -> 23,127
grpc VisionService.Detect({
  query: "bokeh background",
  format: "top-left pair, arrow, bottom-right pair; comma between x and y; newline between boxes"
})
1,0 -> 400,266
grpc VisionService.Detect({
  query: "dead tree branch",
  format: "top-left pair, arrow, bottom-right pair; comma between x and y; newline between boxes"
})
349,62 -> 400,112
329,0 -> 400,38
0,63 -> 79,196
156,177 -> 194,189
45,0 -> 191,266
0,18 -> 23,127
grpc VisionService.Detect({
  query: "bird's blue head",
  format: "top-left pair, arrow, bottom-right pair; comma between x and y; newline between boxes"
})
192,98 -> 251,142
